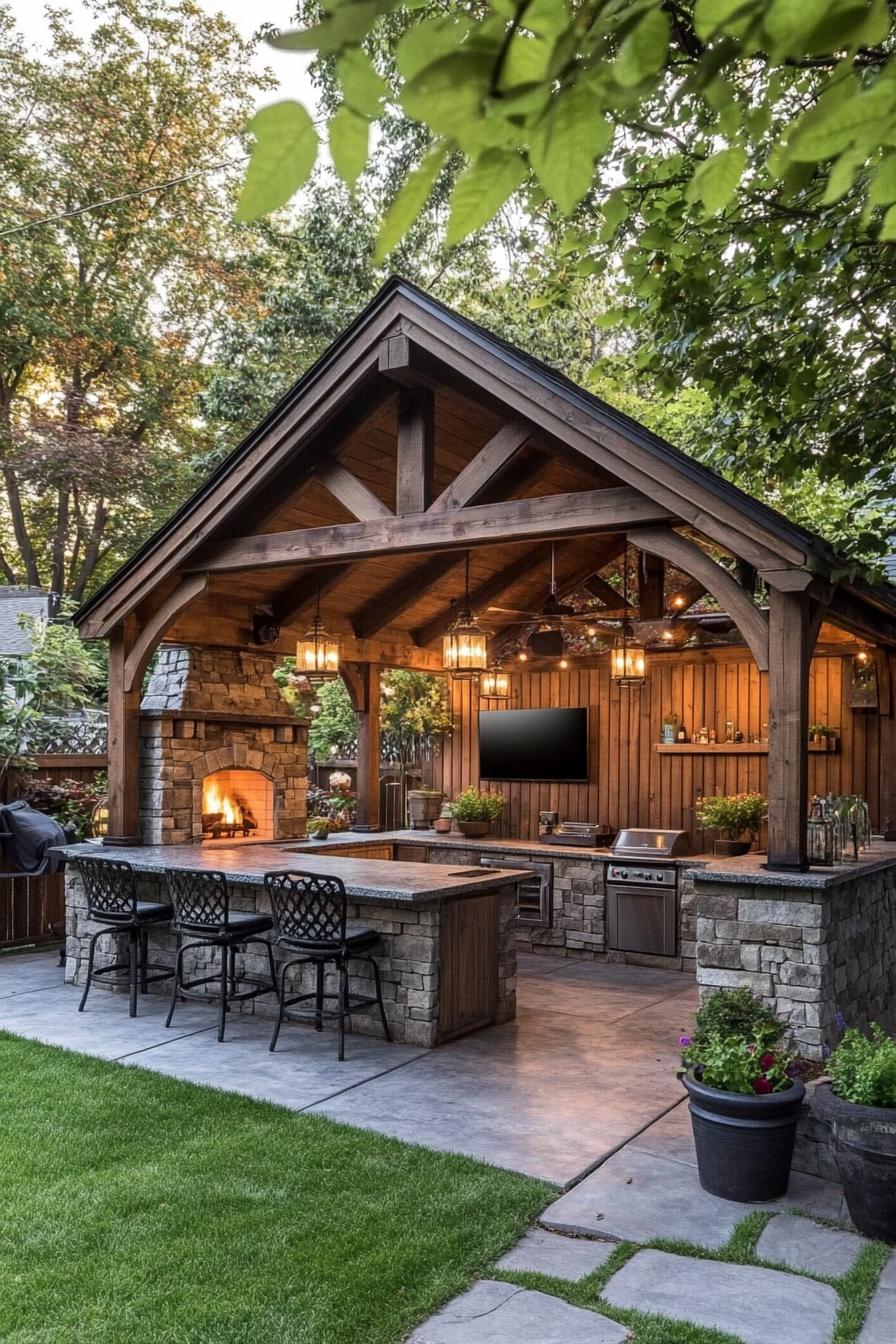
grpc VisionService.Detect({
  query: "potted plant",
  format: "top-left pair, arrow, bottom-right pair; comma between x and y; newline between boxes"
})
679,989 -> 805,1201
448,787 -> 504,838
407,788 -> 444,830
696,791 -> 765,856
809,724 -> 838,751
306,816 -> 331,841
812,1023 -> 896,1242
433,802 -> 453,834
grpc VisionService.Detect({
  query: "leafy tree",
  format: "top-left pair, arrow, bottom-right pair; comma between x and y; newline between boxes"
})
15,607 -> 105,714
242,1 -> 896,559
0,0 -> 272,605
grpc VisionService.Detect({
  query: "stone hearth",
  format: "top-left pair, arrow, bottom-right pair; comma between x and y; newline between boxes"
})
139,645 -> 307,845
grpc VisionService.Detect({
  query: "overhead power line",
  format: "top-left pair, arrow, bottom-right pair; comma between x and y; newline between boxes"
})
0,154 -> 249,240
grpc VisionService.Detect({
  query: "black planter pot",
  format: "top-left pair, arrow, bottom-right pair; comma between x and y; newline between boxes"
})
812,1081 -> 896,1243
682,1070 -> 805,1202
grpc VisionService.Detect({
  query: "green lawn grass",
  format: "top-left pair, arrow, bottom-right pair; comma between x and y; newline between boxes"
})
0,1032 -> 551,1344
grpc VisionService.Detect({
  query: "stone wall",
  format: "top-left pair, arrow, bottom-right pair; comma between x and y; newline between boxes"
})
693,857 -> 896,1060
64,869 -> 517,1049
139,646 -> 308,845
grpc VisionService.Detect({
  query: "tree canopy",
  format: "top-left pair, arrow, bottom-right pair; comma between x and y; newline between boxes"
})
0,0 -> 271,605
241,0 -> 896,564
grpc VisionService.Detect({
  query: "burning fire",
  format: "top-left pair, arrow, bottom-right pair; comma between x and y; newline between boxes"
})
203,781 -> 243,826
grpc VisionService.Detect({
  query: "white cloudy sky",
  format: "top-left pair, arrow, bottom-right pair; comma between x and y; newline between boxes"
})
9,0 -> 317,105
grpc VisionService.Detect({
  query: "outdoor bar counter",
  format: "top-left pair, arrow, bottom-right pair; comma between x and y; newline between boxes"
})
60,842 -> 529,1047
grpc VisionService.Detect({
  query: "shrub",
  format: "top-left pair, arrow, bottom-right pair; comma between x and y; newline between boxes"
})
691,988 -> 782,1051
448,788 -> 504,823
695,792 -> 765,838
20,773 -> 106,840
829,1025 -> 896,1108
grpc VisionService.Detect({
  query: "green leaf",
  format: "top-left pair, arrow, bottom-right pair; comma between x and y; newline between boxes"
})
693,0 -> 755,41
336,45 -> 386,117
445,149 -> 527,246
599,189 -> 628,240
401,52 -> 494,149
880,202 -> 896,241
685,145 -> 746,215
395,16 -> 472,81
375,144 -> 448,261
822,147 -> 865,204
236,101 -> 318,222
614,7 -> 671,88
869,154 -> 896,207
787,85 -> 896,163
529,85 -> 612,215
269,3 -> 401,54
328,105 -> 369,189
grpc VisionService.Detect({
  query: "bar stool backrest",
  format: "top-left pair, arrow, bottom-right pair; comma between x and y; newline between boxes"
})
165,868 -> 230,934
78,857 -> 138,918
265,871 -> 348,946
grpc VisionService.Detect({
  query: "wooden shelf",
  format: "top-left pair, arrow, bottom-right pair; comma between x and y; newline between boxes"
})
653,742 -> 839,755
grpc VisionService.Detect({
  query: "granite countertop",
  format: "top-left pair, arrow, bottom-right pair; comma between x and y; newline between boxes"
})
689,842 -> 896,889
55,841 -> 532,907
315,829 -> 713,866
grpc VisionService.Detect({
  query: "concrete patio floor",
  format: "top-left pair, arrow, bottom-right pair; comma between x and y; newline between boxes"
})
0,947 -> 696,1185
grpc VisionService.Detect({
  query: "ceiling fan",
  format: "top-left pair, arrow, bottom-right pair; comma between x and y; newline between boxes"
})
484,545 -> 623,631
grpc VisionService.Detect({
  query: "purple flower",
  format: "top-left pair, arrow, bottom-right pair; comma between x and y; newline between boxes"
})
785,1062 -> 800,1078
678,1035 -> 692,1047
834,1011 -> 847,1032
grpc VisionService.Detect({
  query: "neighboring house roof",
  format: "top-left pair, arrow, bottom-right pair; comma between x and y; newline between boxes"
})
74,275 -> 896,636
0,587 -> 50,656
884,555 -> 896,582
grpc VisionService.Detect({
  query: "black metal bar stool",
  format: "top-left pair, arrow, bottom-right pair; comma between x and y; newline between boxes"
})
77,857 -> 175,1017
164,868 -> 277,1042
264,870 -> 392,1060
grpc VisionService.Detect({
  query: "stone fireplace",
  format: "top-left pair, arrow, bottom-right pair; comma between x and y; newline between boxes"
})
139,646 -> 307,845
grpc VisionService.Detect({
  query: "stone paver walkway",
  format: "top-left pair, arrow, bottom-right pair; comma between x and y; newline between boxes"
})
496,1228 -> 616,1280
406,1281 -> 628,1343
0,947 -> 695,1184
602,1249 -> 840,1344
755,1212 -> 868,1277
859,1251 -> 896,1344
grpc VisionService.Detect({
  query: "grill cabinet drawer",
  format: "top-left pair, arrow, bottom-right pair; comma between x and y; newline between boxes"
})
607,884 -> 677,956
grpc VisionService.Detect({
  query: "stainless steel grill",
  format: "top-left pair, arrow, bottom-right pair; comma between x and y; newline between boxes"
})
610,828 -> 690,859
606,829 -> 688,957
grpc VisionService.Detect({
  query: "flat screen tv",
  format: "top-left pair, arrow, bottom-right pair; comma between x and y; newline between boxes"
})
479,707 -> 588,782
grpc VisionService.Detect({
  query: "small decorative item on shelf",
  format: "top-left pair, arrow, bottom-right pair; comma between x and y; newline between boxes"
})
679,990 -> 804,1202
432,803 -> 453,834
677,723 -> 687,742
809,724 -> 839,751
661,712 -> 679,744
709,727 -> 717,744
407,788 -> 444,830
448,787 -> 504,838
724,720 -> 734,743
812,1020 -> 896,1241
695,792 -> 765,857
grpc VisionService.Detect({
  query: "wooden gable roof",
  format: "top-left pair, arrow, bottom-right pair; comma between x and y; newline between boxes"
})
76,276 -> 896,649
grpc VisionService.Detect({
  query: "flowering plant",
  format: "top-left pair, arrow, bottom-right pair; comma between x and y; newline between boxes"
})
328,770 -> 353,793
695,792 -> 766,839
680,1033 -> 797,1095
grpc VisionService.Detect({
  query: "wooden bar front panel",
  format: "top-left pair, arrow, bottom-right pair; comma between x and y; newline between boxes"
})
438,891 -> 498,1042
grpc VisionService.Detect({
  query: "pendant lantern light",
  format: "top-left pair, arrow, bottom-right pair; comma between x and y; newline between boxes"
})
442,552 -> 488,681
610,546 -> 646,687
480,662 -> 511,700
296,579 -> 340,683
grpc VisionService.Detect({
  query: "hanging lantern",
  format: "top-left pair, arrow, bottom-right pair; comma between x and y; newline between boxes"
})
442,553 -> 488,681
610,546 -> 646,687
480,663 -> 510,699
296,582 -> 340,683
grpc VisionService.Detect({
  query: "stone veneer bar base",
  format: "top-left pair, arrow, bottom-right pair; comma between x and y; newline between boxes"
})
692,846 -> 896,1061
64,868 -> 517,1049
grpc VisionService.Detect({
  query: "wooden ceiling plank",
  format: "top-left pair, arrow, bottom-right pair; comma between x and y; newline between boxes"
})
191,487 -> 675,575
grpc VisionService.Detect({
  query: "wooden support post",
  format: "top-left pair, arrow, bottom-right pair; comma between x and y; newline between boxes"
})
767,589 -> 811,871
638,552 -> 664,620
341,663 -> 381,832
105,619 -> 142,846
396,387 -> 434,514
879,652 -> 896,838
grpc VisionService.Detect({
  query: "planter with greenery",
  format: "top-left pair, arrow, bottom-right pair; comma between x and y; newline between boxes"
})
679,988 -> 804,1201
809,723 -> 839,751
306,816 -> 331,841
447,788 -> 504,838
695,792 -> 766,857
407,789 -> 444,830
813,1024 -> 896,1242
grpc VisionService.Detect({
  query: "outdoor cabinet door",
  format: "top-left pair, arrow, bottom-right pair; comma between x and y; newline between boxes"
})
437,891 -> 499,1043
